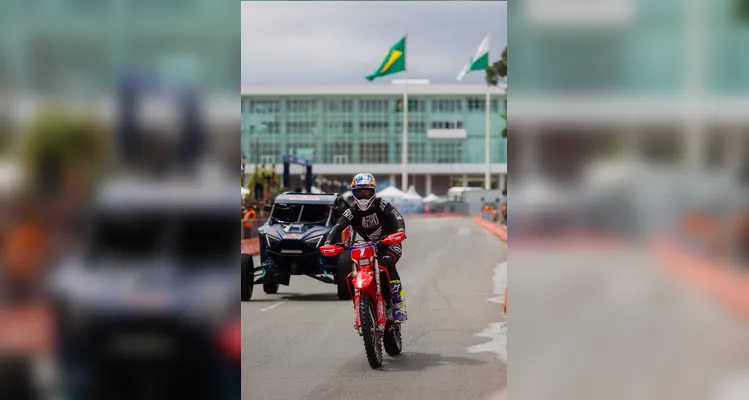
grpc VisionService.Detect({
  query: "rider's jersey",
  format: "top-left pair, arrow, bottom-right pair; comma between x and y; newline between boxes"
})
325,197 -> 405,245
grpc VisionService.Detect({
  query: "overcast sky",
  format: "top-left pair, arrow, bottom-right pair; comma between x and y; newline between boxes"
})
241,1 -> 507,85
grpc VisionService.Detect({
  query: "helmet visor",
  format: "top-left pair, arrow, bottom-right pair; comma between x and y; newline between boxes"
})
352,188 -> 375,200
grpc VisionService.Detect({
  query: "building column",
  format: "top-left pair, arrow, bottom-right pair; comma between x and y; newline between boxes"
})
389,174 -> 396,187
461,174 -> 468,187
425,174 -> 432,195
499,173 -> 506,191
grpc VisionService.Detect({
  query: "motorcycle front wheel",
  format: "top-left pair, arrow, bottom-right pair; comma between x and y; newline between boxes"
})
359,294 -> 383,368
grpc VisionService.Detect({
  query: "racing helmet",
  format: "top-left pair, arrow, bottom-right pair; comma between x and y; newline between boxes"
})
350,173 -> 377,211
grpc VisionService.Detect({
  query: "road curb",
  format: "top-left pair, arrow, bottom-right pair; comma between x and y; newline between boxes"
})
472,214 -> 507,242
653,237 -> 749,316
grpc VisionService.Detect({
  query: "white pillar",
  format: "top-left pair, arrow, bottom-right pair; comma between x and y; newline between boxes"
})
425,174 -> 432,195
499,173 -> 506,191
389,174 -> 396,187
461,174 -> 468,187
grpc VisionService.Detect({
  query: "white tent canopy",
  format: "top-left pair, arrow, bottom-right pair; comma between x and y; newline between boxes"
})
423,193 -> 440,203
377,186 -> 405,199
240,186 -> 250,199
403,185 -> 423,201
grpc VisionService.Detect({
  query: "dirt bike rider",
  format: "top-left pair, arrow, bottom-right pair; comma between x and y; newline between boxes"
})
324,173 -> 408,323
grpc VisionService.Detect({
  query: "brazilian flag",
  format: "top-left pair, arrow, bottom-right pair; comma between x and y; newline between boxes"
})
366,36 -> 406,81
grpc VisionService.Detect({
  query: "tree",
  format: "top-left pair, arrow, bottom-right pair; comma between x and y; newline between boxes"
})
485,47 -> 507,87
484,47 -> 508,138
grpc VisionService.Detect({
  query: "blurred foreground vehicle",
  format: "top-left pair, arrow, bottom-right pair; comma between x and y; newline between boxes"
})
49,176 -> 240,400
244,192 -> 354,301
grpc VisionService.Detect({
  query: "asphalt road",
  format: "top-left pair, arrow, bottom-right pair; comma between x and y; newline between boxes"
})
241,217 -> 507,400
511,245 -> 749,400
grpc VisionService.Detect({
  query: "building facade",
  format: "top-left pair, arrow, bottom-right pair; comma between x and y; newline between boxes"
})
241,83 -> 507,195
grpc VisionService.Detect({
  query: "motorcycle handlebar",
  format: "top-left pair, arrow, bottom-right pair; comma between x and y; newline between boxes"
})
321,233 -> 406,254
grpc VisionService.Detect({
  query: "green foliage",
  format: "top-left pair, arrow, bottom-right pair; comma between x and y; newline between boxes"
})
248,167 -> 280,192
20,106 -> 110,192
485,47 -> 507,86
485,46 -> 508,138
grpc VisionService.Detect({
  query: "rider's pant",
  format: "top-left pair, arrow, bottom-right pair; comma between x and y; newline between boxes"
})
377,243 -> 402,299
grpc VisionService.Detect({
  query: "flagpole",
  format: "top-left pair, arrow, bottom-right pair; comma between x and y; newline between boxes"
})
484,34 -> 491,190
401,31 -> 409,191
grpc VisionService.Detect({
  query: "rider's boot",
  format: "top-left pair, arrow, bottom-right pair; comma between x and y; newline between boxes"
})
390,280 -> 407,323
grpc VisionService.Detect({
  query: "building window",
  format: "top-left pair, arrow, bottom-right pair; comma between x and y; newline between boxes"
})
432,141 -> 462,163
286,121 -> 317,134
359,121 -> 389,133
431,99 -> 462,113
342,122 -> 353,134
248,100 -> 280,113
326,99 -> 353,112
395,99 -> 425,113
251,122 -> 280,134
430,121 -> 463,129
287,99 -> 317,113
324,143 -> 353,163
467,98 -> 486,112
266,122 -> 280,134
360,99 -> 389,113
396,121 -> 426,133
359,143 -> 389,163
260,155 -> 275,165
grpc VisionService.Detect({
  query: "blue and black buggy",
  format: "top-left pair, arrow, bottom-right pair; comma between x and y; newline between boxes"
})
241,192 -> 356,301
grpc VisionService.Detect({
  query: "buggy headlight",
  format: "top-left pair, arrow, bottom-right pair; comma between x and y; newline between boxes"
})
265,234 -> 281,247
305,235 -> 324,248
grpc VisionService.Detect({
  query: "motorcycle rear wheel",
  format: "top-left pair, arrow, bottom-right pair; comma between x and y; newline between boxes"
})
383,322 -> 402,356
360,294 -> 383,368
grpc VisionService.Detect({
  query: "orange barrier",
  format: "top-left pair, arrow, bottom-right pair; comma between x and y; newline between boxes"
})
241,238 -> 260,256
472,214 -> 507,242
0,303 -> 53,355
653,237 -> 749,317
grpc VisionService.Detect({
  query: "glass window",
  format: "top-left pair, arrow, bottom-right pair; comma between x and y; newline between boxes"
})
359,143 -> 389,163
288,99 -> 317,113
467,98 -> 486,112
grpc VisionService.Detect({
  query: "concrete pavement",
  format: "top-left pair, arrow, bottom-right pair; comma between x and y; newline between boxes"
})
242,217 -> 507,400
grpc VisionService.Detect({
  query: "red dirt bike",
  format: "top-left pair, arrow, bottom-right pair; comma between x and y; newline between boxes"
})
320,232 -> 405,369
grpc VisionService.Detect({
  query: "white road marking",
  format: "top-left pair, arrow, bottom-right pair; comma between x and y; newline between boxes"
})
260,300 -> 287,312
467,262 -> 508,364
